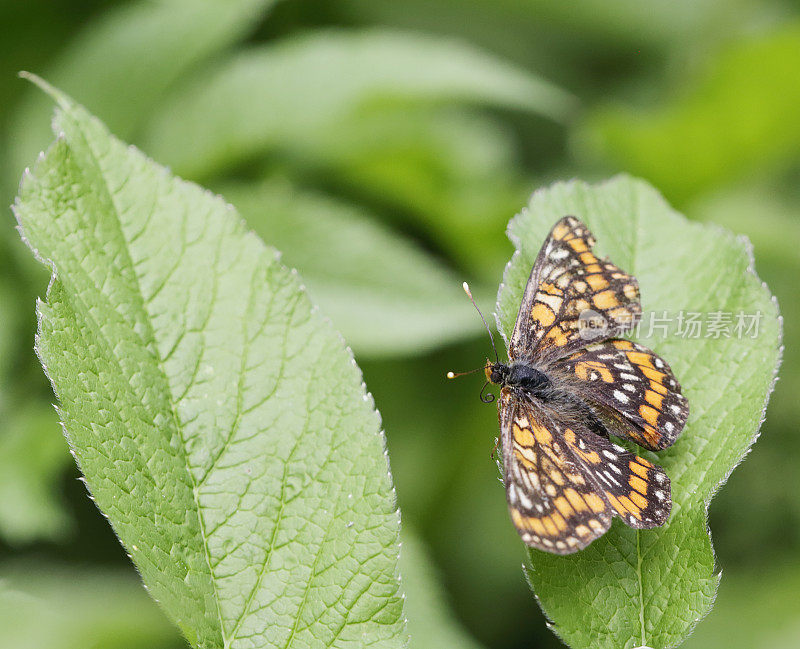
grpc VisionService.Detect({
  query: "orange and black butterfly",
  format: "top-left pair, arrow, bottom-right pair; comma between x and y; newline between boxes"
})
455,216 -> 688,554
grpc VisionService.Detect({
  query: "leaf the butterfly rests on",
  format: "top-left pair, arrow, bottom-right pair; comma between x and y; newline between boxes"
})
491,177 -> 781,649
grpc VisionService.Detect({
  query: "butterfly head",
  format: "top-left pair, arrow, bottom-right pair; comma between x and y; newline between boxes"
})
485,361 -> 509,386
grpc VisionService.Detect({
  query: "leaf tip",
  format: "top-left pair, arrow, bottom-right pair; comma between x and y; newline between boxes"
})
18,71 -> 73,112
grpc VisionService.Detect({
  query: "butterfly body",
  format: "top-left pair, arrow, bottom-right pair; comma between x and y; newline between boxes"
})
487,361 -> 552,398
488,216 -> 689,554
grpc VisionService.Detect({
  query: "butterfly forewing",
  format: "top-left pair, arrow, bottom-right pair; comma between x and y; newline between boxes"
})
509,216 -> 642,363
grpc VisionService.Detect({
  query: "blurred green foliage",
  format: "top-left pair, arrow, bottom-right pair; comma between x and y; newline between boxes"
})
0,1 -> 796,648
580,23 -> 800,202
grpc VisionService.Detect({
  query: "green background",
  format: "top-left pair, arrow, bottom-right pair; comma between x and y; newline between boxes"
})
0,1 -> 796,648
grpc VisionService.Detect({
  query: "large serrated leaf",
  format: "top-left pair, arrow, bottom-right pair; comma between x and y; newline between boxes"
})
14,77 -> 406,649
495,176 -> 781,649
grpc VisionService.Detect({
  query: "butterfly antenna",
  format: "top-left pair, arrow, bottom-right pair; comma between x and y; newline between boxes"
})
462,282 -> 499,364
479,380 -> 495,403
445,283 -> 501,381
446,367 -> 484,380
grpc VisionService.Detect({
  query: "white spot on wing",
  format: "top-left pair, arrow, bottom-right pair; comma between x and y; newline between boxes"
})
599,471 -> 619,487
538,292 -> 561,311
613,390 -> 630,403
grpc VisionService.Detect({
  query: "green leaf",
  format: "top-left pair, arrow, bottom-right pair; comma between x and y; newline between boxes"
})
0,564 -> 183,649
141,28 -> 576,180
1,536 -> 489,649
14,77 -> 406,649
495,176 -> 781,649
579,23 -> 800,202
221,178 -> 489,356
689,188 -> 800,560
8,0 -> 278,187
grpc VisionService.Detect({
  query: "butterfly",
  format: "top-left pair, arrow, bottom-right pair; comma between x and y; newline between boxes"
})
455,216 -> 689,554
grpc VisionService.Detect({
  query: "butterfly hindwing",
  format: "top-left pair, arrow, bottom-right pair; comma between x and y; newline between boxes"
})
500,391 -> 673,553
556,338 -> 689,450
510,216 -> 642,363
500,391 -> 612,554
558,420 -> 672,529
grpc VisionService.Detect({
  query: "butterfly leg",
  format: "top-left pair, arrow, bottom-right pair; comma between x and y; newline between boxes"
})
490,436 -> 500,461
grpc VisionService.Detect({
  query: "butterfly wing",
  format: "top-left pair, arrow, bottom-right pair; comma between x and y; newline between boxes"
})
556,339 -> 689,451
500,390 -> 672,553
510,216 -> 641,363
557,419 -> 673,530
499,390 -> 611,553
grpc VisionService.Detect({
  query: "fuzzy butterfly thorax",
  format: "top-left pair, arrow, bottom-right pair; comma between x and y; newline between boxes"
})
487,361 -> 552,399
481,215 -> 689,554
